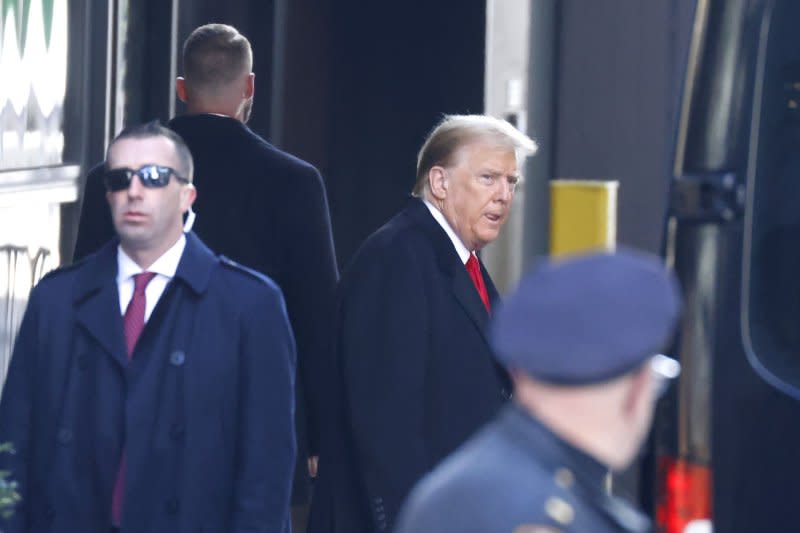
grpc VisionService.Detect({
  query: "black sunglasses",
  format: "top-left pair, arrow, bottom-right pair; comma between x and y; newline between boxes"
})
104,165 -> 189,192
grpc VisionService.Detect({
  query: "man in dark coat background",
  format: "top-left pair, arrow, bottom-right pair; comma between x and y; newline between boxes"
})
73,24 -> 338,529
0,122 -> 296,532
309,115 -> 537,533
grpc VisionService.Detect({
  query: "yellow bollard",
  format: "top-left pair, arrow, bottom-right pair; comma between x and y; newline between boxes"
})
549,180 -> 618,257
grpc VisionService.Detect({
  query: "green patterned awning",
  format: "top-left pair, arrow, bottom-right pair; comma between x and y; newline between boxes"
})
1,0 -> 59,52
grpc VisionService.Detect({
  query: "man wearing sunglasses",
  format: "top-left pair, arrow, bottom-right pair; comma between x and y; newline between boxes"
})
395,249 -> 682,533
0,122 -> 297,532
73,23 -> 337,530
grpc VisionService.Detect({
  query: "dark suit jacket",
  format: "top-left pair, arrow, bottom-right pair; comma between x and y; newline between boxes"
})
309,198 -> 511,533
73,114 -> 338,503
0,232 -> 296,532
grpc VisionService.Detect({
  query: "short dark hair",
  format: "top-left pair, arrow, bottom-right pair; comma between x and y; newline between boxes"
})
106,121 -> 194,181
182,24 -> 252,91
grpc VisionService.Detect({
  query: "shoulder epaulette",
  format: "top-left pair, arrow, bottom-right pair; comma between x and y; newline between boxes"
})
218,255 -> 273,285
37,259 -> 84,282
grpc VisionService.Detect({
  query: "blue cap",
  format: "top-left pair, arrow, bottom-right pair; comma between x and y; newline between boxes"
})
490,248 -> 682,385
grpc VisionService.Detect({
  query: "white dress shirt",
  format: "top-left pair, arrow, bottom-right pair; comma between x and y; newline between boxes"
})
424,199 -> 472,264
116,234 -> 186,322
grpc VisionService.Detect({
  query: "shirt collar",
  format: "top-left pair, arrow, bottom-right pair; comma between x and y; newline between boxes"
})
116,234 -> 187,283
423,199 -> 471,264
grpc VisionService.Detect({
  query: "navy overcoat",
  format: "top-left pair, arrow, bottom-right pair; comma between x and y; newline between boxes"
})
0,232 -> 297,533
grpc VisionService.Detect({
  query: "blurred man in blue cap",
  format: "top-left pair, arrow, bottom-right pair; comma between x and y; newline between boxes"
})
394,248 -> 682,533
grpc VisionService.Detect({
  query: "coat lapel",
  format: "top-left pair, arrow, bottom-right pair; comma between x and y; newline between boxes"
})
451,267 -> 491,339
72,240 -> 128,367
173,231 -> 217,295
406,198 -> 493,342
481,258 -> 501,307
71,233 -> 216,369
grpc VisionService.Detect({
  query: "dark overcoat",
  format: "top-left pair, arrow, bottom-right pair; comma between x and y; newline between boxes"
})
73,114 -> 338,503
0,232 -> 297,532
309,198 -> 511,533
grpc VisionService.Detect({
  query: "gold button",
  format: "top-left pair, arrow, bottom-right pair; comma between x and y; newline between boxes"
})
544,496 -> 575,525
554,468 -> 574,489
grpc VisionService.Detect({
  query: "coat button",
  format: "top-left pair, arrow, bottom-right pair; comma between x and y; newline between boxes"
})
165,497 -> 180,515
57,428 -> 73,445
77,353 -> 90,370
170,423 -> 185,441
169,350 -> 185,366
501,388 -> 513,400
544,496 -> 574,525
554,467 -> 575,489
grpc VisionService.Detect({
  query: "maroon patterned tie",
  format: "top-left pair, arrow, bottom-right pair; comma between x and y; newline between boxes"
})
466,253 -> 491,313
112,271 -> 156,526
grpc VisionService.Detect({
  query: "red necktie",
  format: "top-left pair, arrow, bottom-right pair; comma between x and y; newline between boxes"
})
465,254 -> 490,313
112,272 -> 156,526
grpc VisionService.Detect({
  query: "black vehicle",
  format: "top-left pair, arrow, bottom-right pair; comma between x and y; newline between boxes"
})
653,0 -> 800,531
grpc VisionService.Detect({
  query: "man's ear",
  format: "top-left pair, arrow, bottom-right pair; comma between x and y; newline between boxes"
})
244,73 -> 255,99
181,183 -> 197,212
428,166 -> 448,201
176,77 -> 188,103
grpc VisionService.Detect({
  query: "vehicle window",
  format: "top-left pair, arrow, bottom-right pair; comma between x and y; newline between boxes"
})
745,1 -> 800,389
